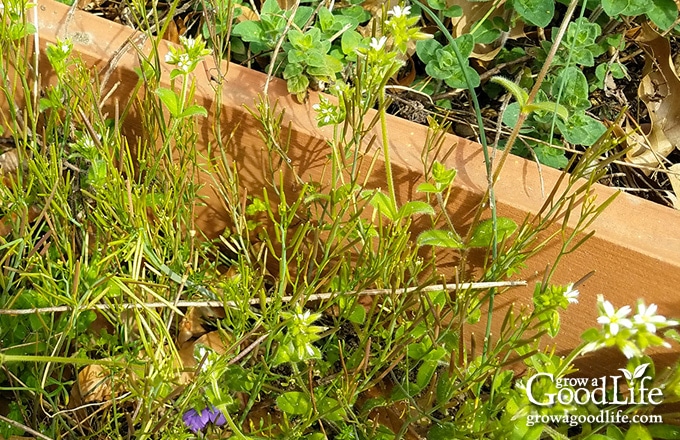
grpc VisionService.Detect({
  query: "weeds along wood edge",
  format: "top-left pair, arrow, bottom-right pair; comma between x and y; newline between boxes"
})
2,0 -> 680,376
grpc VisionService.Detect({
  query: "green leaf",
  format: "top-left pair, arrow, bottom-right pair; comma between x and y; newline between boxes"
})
602,0 -> 629,16
560,18 -> 603,67
472,19 -> 502,44
398,201 -> 435,219
417,229 -> 464,248
261,0 -> 282,15
293,6 -> 315,29
556,111 -> 606,146
286,74 -> 309,95
341,30 -> 363,56
417,182 -> 440,193
445,66 -> 480,89
442,5 -> 462,17
428,422 -> 459,440
179,104 -> 208,119
648,0 -> 678,30
524,101 -> 569,121
432,161 -> 457,187
317,7 -> 335,32
87,159 -> 108,187
467,217 -> 517,248
532,144 -> 568,169
232,20 -> 264,44
276,391 -> 312,415
624,0 -> 648,16
287,28 -> 306,49
348,303 -> 366,324
416,360 -> 438,389
340,5 -> 371,23
366,190 -> 397,221
624,424 -> 653,440
306,50 -> 328,68
317,397 -> 346,422
491,76 -> 529,107
416,38 -> 442,64
155,88 -> 180,118
552,66 -> 590,111
283,62 -> 304,79
427,0 -> 447,10
647,425 -> 680,439
512,0 -> 554,27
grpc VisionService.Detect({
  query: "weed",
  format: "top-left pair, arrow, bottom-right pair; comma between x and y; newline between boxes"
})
1,0 -> 679,439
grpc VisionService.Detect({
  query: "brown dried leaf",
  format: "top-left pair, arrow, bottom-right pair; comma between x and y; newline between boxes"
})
178,331 -> 229,384
627,23 -> 680,173
178,306 -> 226,344
162,19 -> 180,44
70,365 -> 114,406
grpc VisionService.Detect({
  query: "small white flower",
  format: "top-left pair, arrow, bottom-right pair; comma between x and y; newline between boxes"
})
312,103 -> 321,111
60,43 -> 71,55
369,36 -> 387,51
177,53 -> 191,72
621,341 -> 639,359
564,283 -> 579,304
296,310 -> 311,323
633,302 -> 677,333
388,5 -> 411,18
164,52 -> 175,63
81,136 -> 95,151
181,36 -> 197,50
596,296 -> 632,336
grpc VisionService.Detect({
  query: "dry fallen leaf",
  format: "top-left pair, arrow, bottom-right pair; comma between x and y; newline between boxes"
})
71,364 -> 114,405
626,23 -> 680,173
178,306 -> 226,344
178,330 -> 230,384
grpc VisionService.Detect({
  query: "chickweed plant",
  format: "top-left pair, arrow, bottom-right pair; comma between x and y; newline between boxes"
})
0,0 -> 679,439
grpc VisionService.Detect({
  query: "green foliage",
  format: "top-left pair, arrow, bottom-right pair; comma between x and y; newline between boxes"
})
416,35 -> 480,89
512,0 -> 555,27
3,0 -> 680,438
603,0 -> 678,29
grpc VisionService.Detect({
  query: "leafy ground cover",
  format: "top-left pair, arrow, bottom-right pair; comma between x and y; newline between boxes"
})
1,0 -> 680,439
81,0 -> 680,207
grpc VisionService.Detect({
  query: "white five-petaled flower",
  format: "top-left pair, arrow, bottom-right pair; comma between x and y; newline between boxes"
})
370,36 -> 387,51
388,4 -> 411,18
596,296 -> 633,336
164,52 -> 176,63
633,302 -> 678,333
177,53 -> 191,72
564,283 -> 579,304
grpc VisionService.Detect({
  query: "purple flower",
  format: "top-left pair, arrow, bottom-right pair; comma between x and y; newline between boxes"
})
182,405 -> 227,433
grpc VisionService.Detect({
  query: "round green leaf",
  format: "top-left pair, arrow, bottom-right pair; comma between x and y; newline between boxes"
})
276,391 -> 311,415
512,0 -> 554,27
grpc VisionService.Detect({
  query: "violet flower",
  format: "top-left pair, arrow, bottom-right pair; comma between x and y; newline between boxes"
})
182,405 -> 227,433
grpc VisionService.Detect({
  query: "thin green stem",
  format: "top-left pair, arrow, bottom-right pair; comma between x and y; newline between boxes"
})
0,354 -> 117,366
378,86 -> 398,207
412,0 -> 498,362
